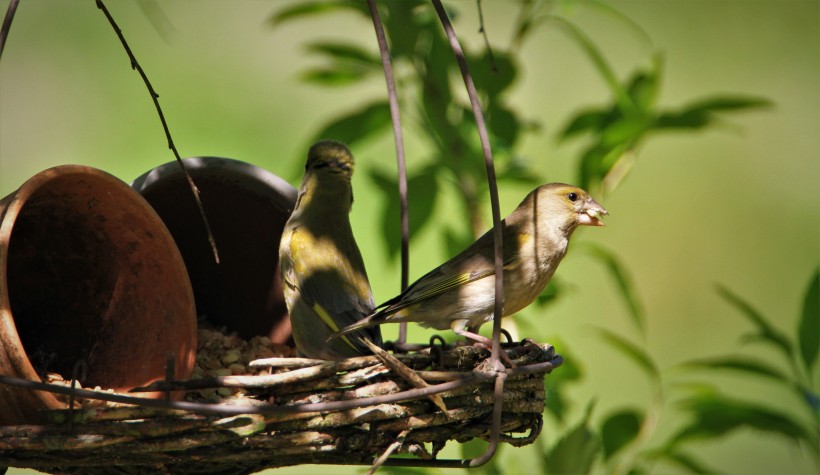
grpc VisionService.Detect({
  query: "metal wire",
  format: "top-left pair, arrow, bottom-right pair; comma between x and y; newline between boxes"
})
0,354 -> 562,414
430,0 -> 507,467
66,360 -> 87,433
0,371 -> 491,416
365,0 -> 411,346
0,0 -> 20,59
359,1 -> 511,468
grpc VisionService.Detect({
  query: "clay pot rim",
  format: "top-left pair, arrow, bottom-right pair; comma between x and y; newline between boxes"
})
0,165 -> 124,410
1,164 -> 199,421
131,157 -> 297,210
130,156 -> 297,343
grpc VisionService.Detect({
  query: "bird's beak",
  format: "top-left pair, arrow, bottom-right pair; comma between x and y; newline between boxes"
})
578,199 -> 608,226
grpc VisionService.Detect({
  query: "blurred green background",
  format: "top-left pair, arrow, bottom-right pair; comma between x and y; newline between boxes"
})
1,1 -> 818,474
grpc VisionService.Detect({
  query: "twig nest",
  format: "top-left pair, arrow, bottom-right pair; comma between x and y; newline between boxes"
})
0,327 -> 561,475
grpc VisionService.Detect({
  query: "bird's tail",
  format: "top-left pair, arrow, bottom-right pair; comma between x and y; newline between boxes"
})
327,312 -> 381,342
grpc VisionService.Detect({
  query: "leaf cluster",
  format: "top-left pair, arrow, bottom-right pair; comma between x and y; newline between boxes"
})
271,0 -> 540,256
269,2 -> 810,474
551,19 -> 770,194
537,267 -> 819,474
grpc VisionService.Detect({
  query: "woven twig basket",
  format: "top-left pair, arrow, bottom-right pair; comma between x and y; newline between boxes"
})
1,340 -> 559,474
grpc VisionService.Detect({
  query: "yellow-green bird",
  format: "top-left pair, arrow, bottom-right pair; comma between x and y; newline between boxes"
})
279,140 -> 382,360
335,183 -> 607,347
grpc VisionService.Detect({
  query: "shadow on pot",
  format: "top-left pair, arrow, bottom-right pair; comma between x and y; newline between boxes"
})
132,157 -> 297,344
0,165 -> 197,424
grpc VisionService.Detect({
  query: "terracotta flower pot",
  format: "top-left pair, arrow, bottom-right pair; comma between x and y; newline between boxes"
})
0,165 -> 197,425
132,157 -> 297,343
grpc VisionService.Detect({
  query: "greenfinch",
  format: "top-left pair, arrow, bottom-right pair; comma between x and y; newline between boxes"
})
279,140 -> 382,360
334,183 -> 607,347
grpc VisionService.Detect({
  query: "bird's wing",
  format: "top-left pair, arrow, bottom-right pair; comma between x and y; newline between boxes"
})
285,226 -> 382,346
376,235 -> 522,315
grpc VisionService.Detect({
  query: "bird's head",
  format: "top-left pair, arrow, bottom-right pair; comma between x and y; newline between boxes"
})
306,140 -> 355,178
538,183 -> 608,230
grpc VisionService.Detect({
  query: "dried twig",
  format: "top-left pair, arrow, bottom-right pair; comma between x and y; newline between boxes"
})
362,337 -> 448,414
95,0 -> 220,263
476,0 -> 498,72
367,430 -> 409,475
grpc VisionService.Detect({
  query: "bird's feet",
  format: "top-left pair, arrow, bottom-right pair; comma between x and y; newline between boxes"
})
455,329 -> 517,369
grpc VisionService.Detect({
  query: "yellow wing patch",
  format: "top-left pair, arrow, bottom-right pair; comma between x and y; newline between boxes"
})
313,303 -> 359,352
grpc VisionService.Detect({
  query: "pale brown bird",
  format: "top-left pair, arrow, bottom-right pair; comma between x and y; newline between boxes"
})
334,183 -> 607,347
279,140 -> 382,360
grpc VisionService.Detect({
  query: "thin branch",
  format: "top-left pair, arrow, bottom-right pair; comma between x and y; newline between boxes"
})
367,0 -> 410,344
431,0 -> 505,467
95,0 -> 220,263
476,0 -> 497,72
367,430 -> 408,475
0,0 -> 20,60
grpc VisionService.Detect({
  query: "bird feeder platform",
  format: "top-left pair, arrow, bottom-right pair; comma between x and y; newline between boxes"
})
0,335 -> 561,474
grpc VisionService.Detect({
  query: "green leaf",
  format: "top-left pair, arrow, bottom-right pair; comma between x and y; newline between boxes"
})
267,1 -> 365,27
682,356 -> 790,384
658,450 -> 718,474
369,166 -> 439,260
673,387 -> 811,444
601,116 -> 650,147
487,106 -> 520,149
300,68 -> 372,86
310,101 -> 392,148
600,409 -> 643,460
716,284 -> 794,360
550,16 -> 637,116
655,96 -> 772,130
560,108 -> 611,140
582,243 -> 645,335
679,95 -> 773,113
535,278 -> 564,308
471,49 -> 517,97
625,67 -> 660,114
577,144 -> 607,191
578,141 -> 631,192
299,42 -> 381,87
305,42 -> 380,66
543,402 -> 601,474
542,337 -> 583,422
597,328 -> 660,380
495,154 -> 541,186
798,268 -> 820,372
583,0 -> 654,51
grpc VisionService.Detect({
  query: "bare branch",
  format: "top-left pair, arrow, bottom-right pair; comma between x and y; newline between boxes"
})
95,0 -> 220,263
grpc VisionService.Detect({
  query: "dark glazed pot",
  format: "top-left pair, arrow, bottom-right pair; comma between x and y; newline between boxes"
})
132,157 -> 297,344
0,165 -> 197,425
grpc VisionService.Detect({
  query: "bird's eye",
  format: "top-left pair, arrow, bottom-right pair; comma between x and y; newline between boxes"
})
567,192 -> 578,202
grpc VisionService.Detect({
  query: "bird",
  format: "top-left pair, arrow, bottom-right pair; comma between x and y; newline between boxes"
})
278,140 -> 382,360
333,183 -> 607,349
